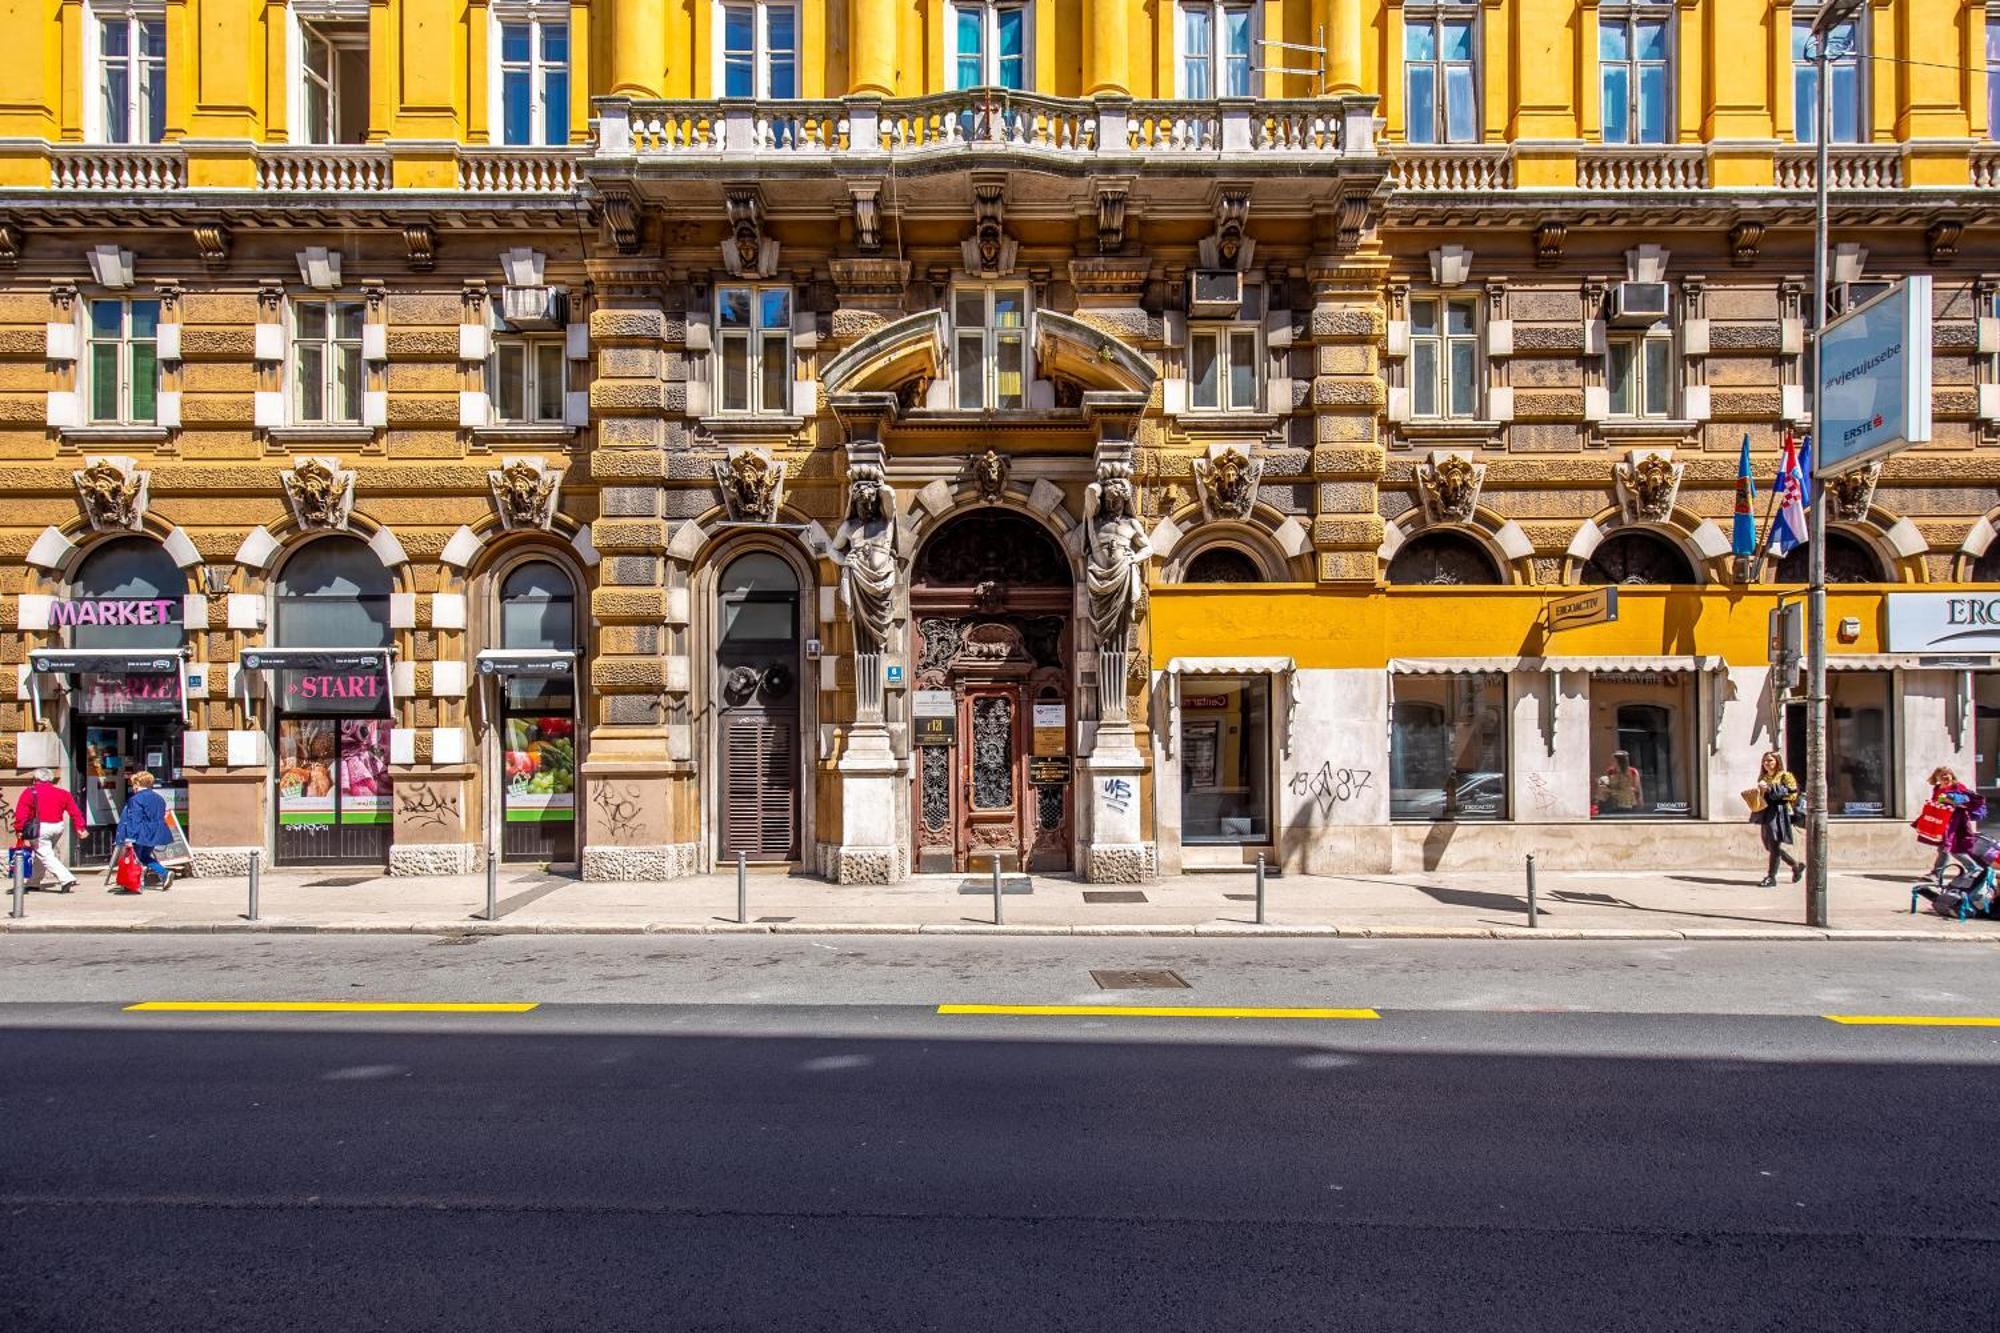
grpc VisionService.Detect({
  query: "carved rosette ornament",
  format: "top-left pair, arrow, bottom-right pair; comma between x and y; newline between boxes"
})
1615,450 -> 1685,524
73,457 -> 147,532
1192,446 -> 1263,521
1417,450 -> 1486,524
1827,462 -> 1881,524
970,449 -> 1009,503
716,448 -> 787,523
281,456 -> 356,532
489,457 -> 562,531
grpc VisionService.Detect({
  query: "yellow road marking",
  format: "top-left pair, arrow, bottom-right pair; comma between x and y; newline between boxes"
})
937,1003 -> 1379,1020
1823,1014 -> 2000,1027
124,1001 -> 539,1014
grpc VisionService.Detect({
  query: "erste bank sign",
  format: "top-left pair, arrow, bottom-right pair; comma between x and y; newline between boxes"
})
1816,275 -> 1932,478
1886,593 -> 2000,653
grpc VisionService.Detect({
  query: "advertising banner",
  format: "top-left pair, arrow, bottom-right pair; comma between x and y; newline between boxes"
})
1816,275 -> 1932,478
1885,593 -> 2000,654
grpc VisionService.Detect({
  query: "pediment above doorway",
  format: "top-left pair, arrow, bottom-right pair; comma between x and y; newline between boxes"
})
821,310 -> 947,402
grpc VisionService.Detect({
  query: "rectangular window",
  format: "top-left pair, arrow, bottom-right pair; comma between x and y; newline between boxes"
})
1409,294 -> 1478,419
1793,13 -> 1861,144
1607,330 -> 1672,418
1404,6 -> 1478,144
1391,673 -> 1508,822
1180,676 -> 1270,844
1785,673 -> 1893,818
85,298 -> 161,425
952,285 -> 1029,410
721,2 -> 798,98
499,16 -> 569,146
1590,673 -> 1694,819
291,299 -> 365,425
98,12 -> 166,145
716,285 -> 793,415
299,20 -> 369,144
953,1 -> 1028,90
1989,17 -> 2000,140
1188,326 -> 1260,412
1598,4 -> 1670,145
490,335 -> 568,424
1180,2 -> 1254,98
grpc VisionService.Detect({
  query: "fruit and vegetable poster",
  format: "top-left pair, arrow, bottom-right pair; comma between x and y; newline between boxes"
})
504,716 -> 576,822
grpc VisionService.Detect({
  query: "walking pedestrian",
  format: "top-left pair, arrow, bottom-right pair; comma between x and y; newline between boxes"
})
1923,766 -> 1985,885
113,771 -> 173,893
12,768 -> 83,892
1752,750 -> 1803,887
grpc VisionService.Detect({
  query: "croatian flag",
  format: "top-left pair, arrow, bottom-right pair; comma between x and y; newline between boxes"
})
1732,434 -> 1757,559
1770,433 -> 1812,558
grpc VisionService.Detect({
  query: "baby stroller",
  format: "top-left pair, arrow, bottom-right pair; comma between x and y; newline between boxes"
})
1913,834 -> 2000,920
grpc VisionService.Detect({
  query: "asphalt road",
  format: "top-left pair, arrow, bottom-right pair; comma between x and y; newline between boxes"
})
2,937 -> 1998,1332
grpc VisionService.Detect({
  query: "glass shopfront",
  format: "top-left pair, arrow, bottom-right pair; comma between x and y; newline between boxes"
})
1589,673 -> 1693,818
1391,672 -> 1508,821
496,561 -> 578,863
1786,671 -> 1892,817
1180,676 -> 1271,844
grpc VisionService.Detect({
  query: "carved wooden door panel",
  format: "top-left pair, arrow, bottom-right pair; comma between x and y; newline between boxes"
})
958,684 -> 1025,872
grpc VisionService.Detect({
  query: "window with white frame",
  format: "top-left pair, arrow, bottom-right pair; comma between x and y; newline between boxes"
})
952,285 -> 1028,410
94,7 -> 166,145
86,297 -> 160,425
1189,325 -> 1260,412
1988,14 -> 2000,140
1409,294 -> 1478,419
495,10 -> 569,146
291,299 -> 365,425
1598,2 -> 1671,145
716,285 -> 793,416
952,1 -> 1029,90
1607,327 -> 1672,419
297,17 -> 369,144
489,331 -> 568,424
1792,8 -> 1862,144
1404,2 -> 1478,144
1179,1 -> 1255,99
721,2 -> 798,98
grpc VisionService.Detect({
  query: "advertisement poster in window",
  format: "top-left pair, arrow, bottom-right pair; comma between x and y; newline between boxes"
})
278,719 -> 337,825
1183,721 -> 1220,790
339,720 -> 390,822
504,716 -> 576,822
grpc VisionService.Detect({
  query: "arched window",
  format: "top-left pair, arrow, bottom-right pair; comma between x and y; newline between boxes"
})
68,537 -> 182,650
1974,545 -> 2000,583
1182,546 -> 1264,584
1386,530 -> 1502,585
1581,529 -> 1695,585
500,560 -> 577,651
275,538 -> 391,647
1776,531 -> 1884,584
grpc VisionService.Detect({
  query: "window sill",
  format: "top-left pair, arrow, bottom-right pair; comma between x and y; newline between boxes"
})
58,425 -> 170,445
1397,419 -> 1502,441
1594,418 -> 1698,435
472,423 -> 578,445
697,415 -> 806,438
1175,411 -> 1281,432
264,424 -> 376,445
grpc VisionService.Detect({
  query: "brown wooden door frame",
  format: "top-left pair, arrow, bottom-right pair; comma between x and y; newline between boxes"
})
956,682 -> 1027,872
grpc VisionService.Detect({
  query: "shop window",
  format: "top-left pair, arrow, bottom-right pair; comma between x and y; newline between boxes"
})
1776,530 -> 1884,584
495,10 -> 569,146
1582,529 -> 1695,585
67,538 -> 182,651
1189,324 -> 1260,412
1785,672 -> 1892,818
94,7 -> 166,145
1180,676 -> 1270,844
1391,673 -> 1507,821
1976,675 -> 2000,808
1792,9 -> 1862,144
1179,1 -> 1255,98
716,285 -> 793,416
1409,294 -> 1478,419
276,538 -> 390,651
1387,530 -> 1501,585
1589,676 -> 1692,818
489,331 -> 568,424
1404,2 -> 1479,144
952,1 -> 1029,90
297,16 -> 369,144
1182,546 -> 1265,584
721,1 -> 798,99
952,285 -> 1029,410
86,297 -> 160,426
1607,327 -> 1672,419
1598,2 -> 1671,145
291,298 -> 365,425
498,561 -> 578,859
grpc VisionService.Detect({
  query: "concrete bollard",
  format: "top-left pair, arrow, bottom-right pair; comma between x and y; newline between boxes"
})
1525,853 -> 1539,929
483,852 -> 498,922
992,858 -> 1004,926
1255,852 -> 1267,925
9,848 -> 23,920
246,848 -> 260,922
737,851 -> 748,925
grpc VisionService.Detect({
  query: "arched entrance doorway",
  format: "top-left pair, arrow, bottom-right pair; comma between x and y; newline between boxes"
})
716,551 -> 803,862
909,509 -> 1073,874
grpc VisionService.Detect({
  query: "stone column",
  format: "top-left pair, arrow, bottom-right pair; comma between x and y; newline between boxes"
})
848,0 -> 898,97
1326,0 -> 1363,96
1084,0 -> 1131,98
611,0 -> 668,98
1079,407 -> 1154,883
829,426 -> 908,884
1306,255 -> 1388,584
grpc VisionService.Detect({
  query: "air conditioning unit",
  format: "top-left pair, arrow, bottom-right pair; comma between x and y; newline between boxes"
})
1607,281 -> 1670,326
501,284 -> 569,331
1188,269 -> 1244,317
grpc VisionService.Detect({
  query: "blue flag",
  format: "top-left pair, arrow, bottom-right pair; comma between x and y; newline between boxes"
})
1732,434 -> 1757,558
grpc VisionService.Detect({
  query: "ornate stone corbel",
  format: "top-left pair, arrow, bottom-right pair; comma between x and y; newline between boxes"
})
1827,461 -> 1881,523
192,224 -> 230,268
403,224 -> 437,272
1729,221 -> 1763,267
1533,221 -> 1565,268
73,456 -> 148,532
715,447 -> 786,523
1191,445 -> 1263,522
849,181 -> 883,253
1417,449 -> 1485,524
1614,449 -> 1684,524
962,180 -> 1016,277
598,190 -> 640,255
1331,186 -> 1372,254
1927,219 -> 1963,267
489,457 -> 562,531
1095,179 -> 1131,255
1198,188 -> 1253,271
0,223 -> 19,269
722,188 -> 779,278
969,449 -> 1009,503
281,456 -> 357,532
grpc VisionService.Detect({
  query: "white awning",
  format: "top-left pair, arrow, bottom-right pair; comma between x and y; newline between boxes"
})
1161,658 -> 1297,759
1389,655 -> 1725,675
1164,656 -> 1296,675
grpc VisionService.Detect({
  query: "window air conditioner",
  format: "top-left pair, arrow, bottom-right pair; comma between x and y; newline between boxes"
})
1607,281 -> 1670,326
1188,269 -> 1244,317
501,284 -> 568,331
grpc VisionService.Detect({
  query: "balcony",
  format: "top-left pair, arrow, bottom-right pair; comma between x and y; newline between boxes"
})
1772,144 -> 1904,190
257,147 -> 393,193
1575,146 -> 1707,191
48,146 -> 186,191
32,144 -> 586,197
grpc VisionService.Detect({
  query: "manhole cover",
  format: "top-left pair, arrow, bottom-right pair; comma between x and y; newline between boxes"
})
756,916 -> 796,923
304,876 -> 374,888
1090,969 -> 1189,990
1083,890 -> 1148,904
957,877 -> 1033,895
1222,893 -> 1257,902
430,934 -> 484,947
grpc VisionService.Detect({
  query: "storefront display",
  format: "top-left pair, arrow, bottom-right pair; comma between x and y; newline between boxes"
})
1391,673 -> 1507,821
1786,672 -> 1892,817
1180,677 -> 1270,844
1589,673 -> 1692,819
492,561 -> 580,862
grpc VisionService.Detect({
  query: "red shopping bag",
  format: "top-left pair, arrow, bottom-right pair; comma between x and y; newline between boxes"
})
1912,800 -> 1953,846
114,845 -> 144,892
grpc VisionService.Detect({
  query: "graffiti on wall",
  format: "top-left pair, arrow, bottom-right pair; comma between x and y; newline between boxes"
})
1285,763 -> 1373,820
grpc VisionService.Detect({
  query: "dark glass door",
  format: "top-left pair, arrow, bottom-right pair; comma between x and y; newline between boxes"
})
73,717 -> 184,866
717,554 -> 800,861
501,682 -> 577,863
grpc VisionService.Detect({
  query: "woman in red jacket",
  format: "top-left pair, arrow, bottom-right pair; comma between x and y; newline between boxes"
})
13,768 -> 84,892
1924,766 -> 1985,885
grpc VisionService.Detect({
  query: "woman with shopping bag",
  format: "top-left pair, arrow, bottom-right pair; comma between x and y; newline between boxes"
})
112,771 -> 173,894
1752,751 -> 1804,887
1917,766 -> 1985,885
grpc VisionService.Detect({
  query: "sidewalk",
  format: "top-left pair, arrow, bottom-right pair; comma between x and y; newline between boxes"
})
3,861 -> 1997,940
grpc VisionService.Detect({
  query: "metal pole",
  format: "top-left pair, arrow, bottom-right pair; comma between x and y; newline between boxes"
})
737,850 -> 748,925
9,847 -> 24,920
1804,9 -> 1843,930
1526,852 -> 1538,929
1255,852 -> 1267,925
246,847 -> 260,922
991,857 -> 1003,926
483,852 -> 498,922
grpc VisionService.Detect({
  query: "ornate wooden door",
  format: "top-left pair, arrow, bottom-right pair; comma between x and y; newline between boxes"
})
959,684 -> 1026,872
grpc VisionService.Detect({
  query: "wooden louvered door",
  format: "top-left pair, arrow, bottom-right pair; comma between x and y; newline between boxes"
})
721,714 -> 797,860
715,552 -> 803,864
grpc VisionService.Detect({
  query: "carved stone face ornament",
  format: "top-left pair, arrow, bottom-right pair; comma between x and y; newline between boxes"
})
1630,454 -> 1678,521
972,449 -> 1009,504
1195,448 -> 1261,521
720,450 -> 784,524
1422,453 -> 1483,524
283,457 -> 354,531
75,459 -> 143,531
1827,463 -> 1880,524
494,459 -> 558,530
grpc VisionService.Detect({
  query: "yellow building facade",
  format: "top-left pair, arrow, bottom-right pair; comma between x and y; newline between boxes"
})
1,1 -> 1998,881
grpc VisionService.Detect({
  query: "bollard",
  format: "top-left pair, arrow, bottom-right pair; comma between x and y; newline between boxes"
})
246,848 -> 260,923
992,857 -> 1004,926
737,851 -> 748,925
1525,852 -> 1539,929
9,848 -> 23,920
1255,852 -> 1267,925
483,853 -> 498,922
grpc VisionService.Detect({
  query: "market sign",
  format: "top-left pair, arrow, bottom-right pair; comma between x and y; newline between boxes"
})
1885,593 -> 2000,653
1545,586 -> 1619,634
1816,275 -> 1932,479
47,597 -> 179,628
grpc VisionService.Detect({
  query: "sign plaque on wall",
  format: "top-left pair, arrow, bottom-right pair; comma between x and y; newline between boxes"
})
1032,702 -> 1067,756
1029,757 -> 1071,786
913,689 -> 955,745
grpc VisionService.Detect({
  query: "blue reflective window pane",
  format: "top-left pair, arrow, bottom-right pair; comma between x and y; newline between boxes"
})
90,300 -> 122,338
542,22 -> 567,62
1404,19 -> 1434,62
955,8 -> 982,86
766,5 -> 796,60
1599,22 -> 1626,62
1407,66 -> 1436,143
543,71 -> 568,144
1224,8 -> 1252,58
1794,66 -> 1817,142
1636,65 -> 1667,142
501,22 -> 530,63
1633,18 -> 1668,61
1444,65 -> 1476,142
141,18 -> 164,58
1791,19 -> 1811,62
998,53 -> 1025,91
1830,65 -> 1859,142
1601,67 -> 1630,143
724,54 -> 753,98
102,17 -> 128,58
129,301 -> 160,339
144,71 -> 165,142
1184,59 -> 1211,100
1440,18 -> 1474,62
725,6 -> 753,52
997,7 -> 1024,57
503,70 -> 530,145
1989,17 -> 2000,61
1184,7 -> 1211,59
767,57 -> 796,99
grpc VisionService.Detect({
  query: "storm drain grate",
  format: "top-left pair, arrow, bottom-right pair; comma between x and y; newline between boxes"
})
756,916 -> 796,923
430,934 -> 485,947
304,876 -> 375,888
1090,969 -> 1190,990
1083,890 -> 1148,904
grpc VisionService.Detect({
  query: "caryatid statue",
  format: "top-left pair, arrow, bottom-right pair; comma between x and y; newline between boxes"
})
1083,461 -> 1151,652
837,462 -> 900,655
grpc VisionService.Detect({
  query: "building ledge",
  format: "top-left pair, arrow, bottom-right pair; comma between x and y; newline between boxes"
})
472,423 -> 579,446
264,425 -> 377,446
58,425 -> 170,445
